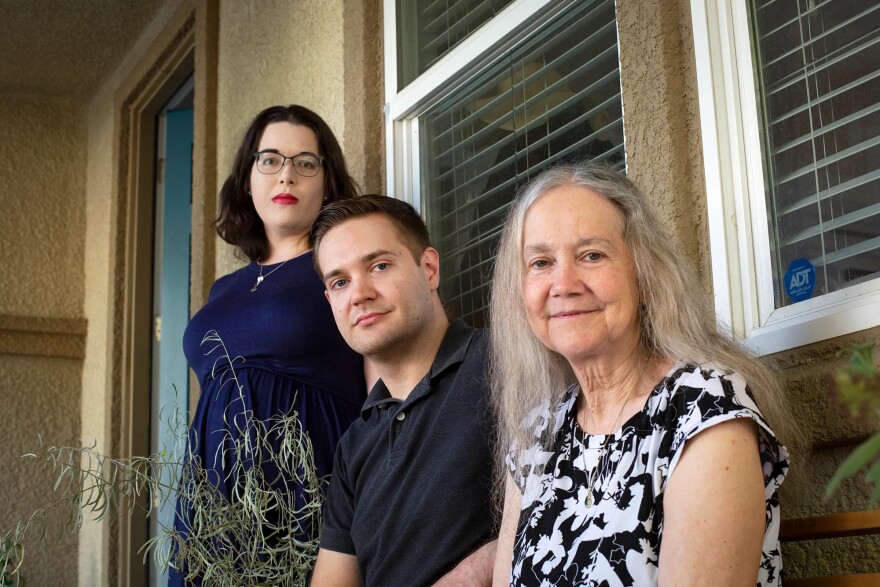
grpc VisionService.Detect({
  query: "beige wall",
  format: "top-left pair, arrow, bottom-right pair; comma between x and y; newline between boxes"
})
79,91 -> 114,587
0,95 -> 85,586
0,355 -> 81,587
214,0 -> 346,276
0,96 -> 86,317
214,0 -> 382,277
341,0 -> 386,196
774,328 -> 880,578
617,0 -> 709,290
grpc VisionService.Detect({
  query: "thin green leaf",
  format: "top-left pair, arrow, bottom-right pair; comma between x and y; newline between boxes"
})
827,432 -> 880,498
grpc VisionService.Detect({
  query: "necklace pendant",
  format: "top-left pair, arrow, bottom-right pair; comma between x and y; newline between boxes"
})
585,492 -> 593,508
251,275 -> 264,292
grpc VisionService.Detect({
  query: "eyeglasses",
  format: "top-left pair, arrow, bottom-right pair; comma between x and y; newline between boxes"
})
253,151 -> 325,177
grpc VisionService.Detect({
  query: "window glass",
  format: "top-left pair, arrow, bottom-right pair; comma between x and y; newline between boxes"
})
751,0 -> 880,307
396,0 -> 517,90
419,0 -> 624,326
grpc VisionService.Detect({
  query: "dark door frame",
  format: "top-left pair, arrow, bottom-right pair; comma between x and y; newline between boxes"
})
106,2 -> 205,587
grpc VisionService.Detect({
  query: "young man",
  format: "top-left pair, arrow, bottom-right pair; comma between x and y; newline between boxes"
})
309,195 -> 496,586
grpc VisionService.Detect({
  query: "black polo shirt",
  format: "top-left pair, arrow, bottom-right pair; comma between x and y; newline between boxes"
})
319,319 -> 496,586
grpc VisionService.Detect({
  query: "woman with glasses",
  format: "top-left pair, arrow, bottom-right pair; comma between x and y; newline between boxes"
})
171,105 -> 365,584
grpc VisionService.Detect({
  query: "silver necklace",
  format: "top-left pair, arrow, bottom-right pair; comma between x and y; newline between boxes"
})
251,258 -> 292,292
579,392 -> 632,508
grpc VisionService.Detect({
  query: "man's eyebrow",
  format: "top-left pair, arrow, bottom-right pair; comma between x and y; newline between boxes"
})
322,267 -> 346,282
360,249 -> 398,263
322,249 -> 399,282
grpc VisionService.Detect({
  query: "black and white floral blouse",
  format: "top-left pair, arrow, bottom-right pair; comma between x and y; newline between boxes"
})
506,362 -> 789,587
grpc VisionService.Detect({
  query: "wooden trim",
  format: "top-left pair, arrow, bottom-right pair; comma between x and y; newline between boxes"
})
787,574 -> 880,587
108,3 -> 197,585
191,0 -> 218,314
0,314 -> 87,359
780,510 -> 880,585
189,0 -> 219,419
780,509 -> 880,542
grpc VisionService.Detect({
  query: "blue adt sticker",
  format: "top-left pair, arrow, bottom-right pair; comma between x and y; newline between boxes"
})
784,258 -> 816,303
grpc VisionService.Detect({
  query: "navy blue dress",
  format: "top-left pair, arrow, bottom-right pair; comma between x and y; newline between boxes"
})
170,252 -> 364,584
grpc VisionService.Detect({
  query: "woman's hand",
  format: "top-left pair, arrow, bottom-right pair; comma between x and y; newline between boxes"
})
659,418 -> 765,586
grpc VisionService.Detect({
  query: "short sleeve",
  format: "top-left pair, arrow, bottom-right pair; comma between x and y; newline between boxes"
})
318,435 -> 357,555
664,366 -> 789,497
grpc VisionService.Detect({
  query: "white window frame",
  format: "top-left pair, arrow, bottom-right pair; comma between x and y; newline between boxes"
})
691,0 -> 880,355
383,0 -> 573,212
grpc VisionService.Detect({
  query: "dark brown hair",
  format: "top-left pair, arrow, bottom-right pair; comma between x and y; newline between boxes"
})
215,105 -> 359,262
310,194 -> 431,275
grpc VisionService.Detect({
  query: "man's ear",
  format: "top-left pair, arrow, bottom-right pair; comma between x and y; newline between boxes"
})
420,247 -> 441,290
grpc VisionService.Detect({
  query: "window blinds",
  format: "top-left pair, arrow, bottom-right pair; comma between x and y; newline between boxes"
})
752,0 -> 880,305
397,0 -> 516,90
419,0 -> 624,326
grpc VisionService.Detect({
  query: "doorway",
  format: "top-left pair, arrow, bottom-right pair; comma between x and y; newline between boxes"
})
109,5 -> 217,586
149,76 -> 194,587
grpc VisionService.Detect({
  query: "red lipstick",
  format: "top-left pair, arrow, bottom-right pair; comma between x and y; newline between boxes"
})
272,193 -> 299,205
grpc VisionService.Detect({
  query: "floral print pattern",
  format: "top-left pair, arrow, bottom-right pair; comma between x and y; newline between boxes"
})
506,362 -> 789,586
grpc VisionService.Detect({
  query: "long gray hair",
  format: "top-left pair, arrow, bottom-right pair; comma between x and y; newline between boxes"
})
490,162 -> 794,471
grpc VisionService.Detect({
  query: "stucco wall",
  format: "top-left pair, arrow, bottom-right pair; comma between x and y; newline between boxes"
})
0,95 -> 85,586
342,0 -> 385,195
617,0 -> 709,291
214,0 -> 376,278
0,355 -> 81,587
214,0 -> 344,276
774,327 -> 880,579
0,97 -> 86,318
78,85 -> 117,587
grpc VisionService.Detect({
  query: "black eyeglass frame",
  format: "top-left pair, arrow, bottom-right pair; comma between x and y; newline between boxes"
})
252,151 -> 326,177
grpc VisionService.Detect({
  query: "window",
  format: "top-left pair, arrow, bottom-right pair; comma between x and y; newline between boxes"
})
385,0 -> 624,326
396,0 -> 516,89
692,0 -> 880,354
754,1 -> 880,308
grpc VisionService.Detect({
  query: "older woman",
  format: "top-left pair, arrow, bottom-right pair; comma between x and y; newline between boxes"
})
490,163 -> 790,586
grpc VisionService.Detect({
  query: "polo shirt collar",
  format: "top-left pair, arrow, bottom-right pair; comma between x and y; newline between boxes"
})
360,319 -> 476,418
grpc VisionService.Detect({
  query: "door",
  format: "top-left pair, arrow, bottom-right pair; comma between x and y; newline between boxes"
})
150,79 -> 193,587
